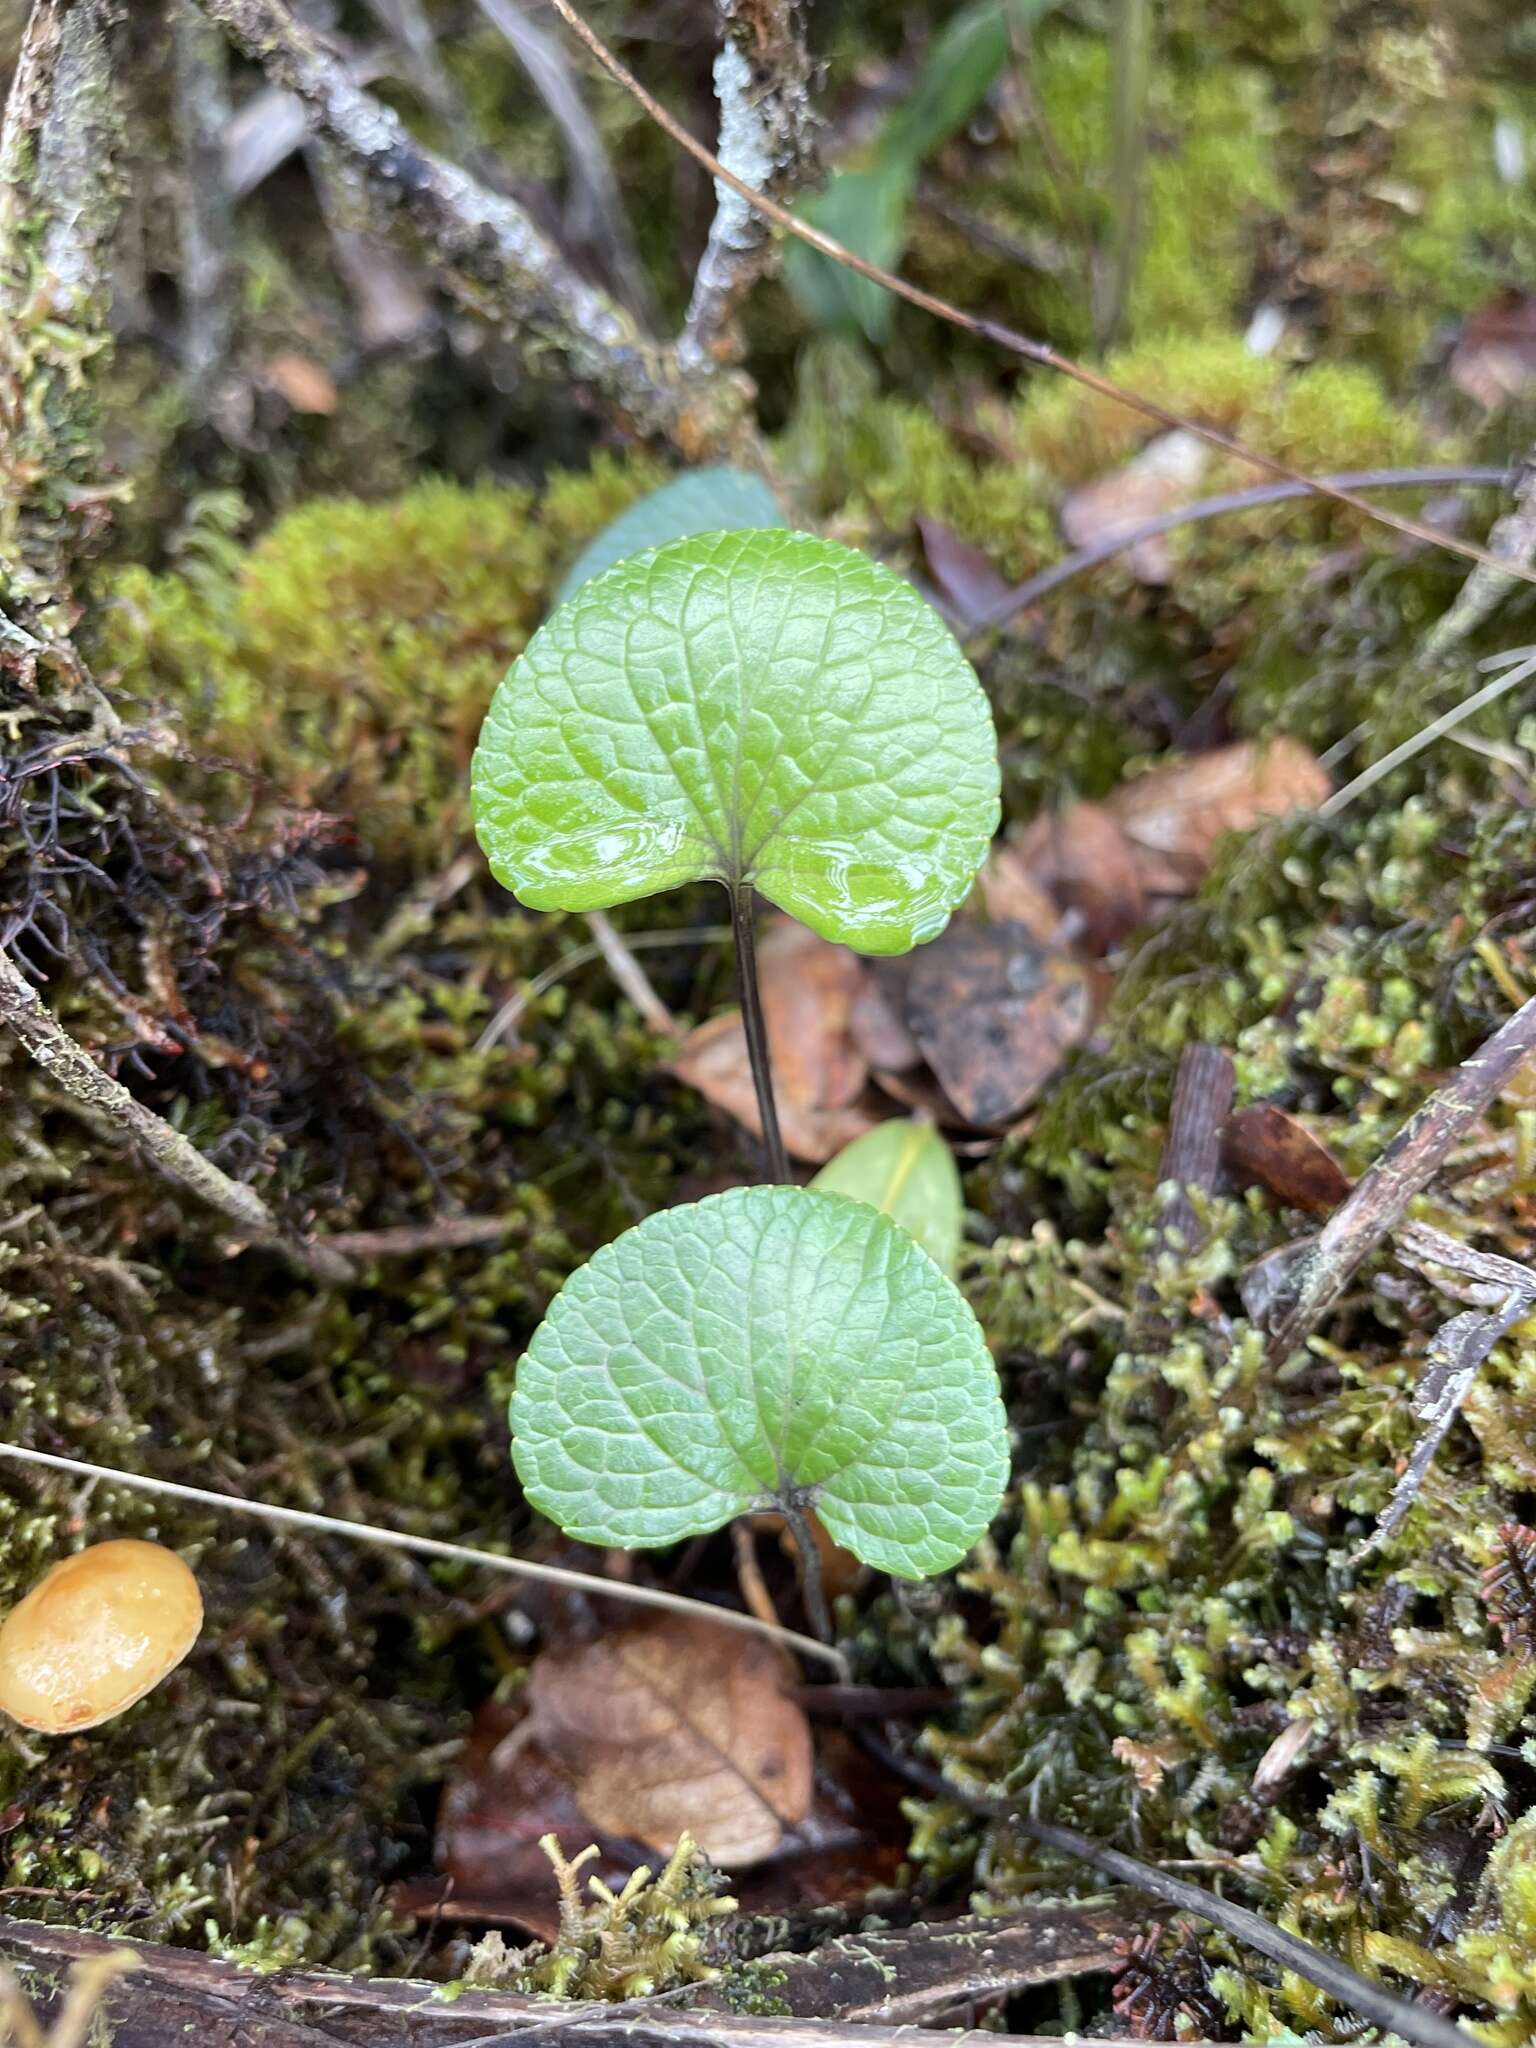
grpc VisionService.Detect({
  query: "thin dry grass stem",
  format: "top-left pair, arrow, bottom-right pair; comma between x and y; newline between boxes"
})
0,1442 -> 849,1677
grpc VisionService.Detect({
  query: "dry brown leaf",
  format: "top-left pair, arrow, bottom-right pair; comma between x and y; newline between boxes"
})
526,1614 -> 813,1867
1223,1103 -> 1353,1214
917,516 -> 1015,629
421,1683 -> 896,1940
1059,429 -> 1212,583
978,843 -> 1065,945
1104,738 -> 1330,894
670,918 -> 876,1162
262,352 -> 338,415
897,921 -> 1092,1128
1449,290 -> 1536,410
1000,802 -> 1147,954
429,1700 -> 649,1940
847,977 -> 922,1075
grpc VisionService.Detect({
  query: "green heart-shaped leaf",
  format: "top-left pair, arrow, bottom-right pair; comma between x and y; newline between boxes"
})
810,1118 -> 964,1276
555,467 -> 786,606
509,1184 -> 1007,1578
472,529 -> 1000,954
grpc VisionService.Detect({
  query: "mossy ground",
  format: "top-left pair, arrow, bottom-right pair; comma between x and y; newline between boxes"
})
5,0 -> 1536,2035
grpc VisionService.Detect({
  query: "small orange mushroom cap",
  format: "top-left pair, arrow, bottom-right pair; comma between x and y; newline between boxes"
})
0,1540 -> 202,1734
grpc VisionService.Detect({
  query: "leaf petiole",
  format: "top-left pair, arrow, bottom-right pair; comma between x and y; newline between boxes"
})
729,884 -> 790,1185
780,1497 -> 831,1643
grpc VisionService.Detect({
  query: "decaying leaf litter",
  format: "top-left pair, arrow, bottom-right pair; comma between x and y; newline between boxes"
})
5,0 -> 1536,2043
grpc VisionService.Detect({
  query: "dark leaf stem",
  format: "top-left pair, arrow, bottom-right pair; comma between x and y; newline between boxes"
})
864,1733 -> 1480,2048
729,883 -> 790,1186
781,1496 -> 831,1643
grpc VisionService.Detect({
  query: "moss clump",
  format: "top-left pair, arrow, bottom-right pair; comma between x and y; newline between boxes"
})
1011,331 -> 1430,487
897,20 -> 1283,357
462,1836 -> 736,2000
95,458 -> 667,870
780,330 -> 1441,593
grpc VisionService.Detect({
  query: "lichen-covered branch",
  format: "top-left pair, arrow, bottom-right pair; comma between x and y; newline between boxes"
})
1420,444 -> 1536,666
0,948 -> 355,1284
1265,992 -> 1536,1367
677,0 -> 814,373
192,0 -> 750,452
0,0 -> 127,681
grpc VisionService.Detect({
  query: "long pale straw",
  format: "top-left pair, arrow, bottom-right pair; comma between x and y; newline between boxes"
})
0,1443 -> 848,1676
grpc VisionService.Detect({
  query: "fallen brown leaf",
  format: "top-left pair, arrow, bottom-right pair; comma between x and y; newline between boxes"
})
430,1699 -> 649,1940
1223,1104 -> 1353,1214
670,919 -> 877,1162
998,802 -> 1147,955
262,351 -> 338,415
1104,737 -> 1330,894
896,920 -> 1092,1127
526,1614 -> 813,1867
917,516 -> 1015,629
420,1697 -> 903,1941
847,977 -> 922,1075
1449,289 -> 1536,410
1059,429 -> 1212,583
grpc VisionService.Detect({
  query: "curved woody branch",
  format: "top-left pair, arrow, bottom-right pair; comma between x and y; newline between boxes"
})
191,0 -> 754,453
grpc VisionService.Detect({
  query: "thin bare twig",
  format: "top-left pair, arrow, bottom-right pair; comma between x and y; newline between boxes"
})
865,1735 -> 1479,2048
583,911 -> 677,1034
0,1442 -> 848,1676
172,1 -> 236,418
1319,645 -> 1536,818
1265,993 -> 1536,1367
467,0 -> 653,323
1354,1223 -> 1536,1561
475,924 -> 732,1053
319,1216 -> 517,1257
536,0 -> 1536,592
0,948 -> 355,1284
974,467 -> 1510,631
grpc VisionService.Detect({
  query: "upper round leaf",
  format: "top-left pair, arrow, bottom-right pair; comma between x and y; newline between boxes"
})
554,467 -> 786,606
472,530 -> 1000,954
508,1184 -> 1008,1579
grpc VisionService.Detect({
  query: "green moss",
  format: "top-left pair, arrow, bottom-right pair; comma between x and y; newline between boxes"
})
898,20 -> 1282,356
95,458 -> 666,867
9,2 -> 1536,2008
462,1836 -> 736,1999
